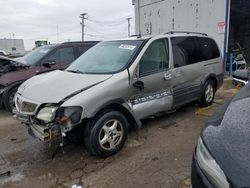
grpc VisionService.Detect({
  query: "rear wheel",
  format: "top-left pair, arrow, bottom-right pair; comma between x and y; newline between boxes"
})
3,87 -> 18,113
199,80 -> 215,107
84,110 -> 128,158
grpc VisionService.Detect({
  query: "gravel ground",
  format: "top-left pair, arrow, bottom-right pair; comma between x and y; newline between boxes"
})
0,84 -> 237,188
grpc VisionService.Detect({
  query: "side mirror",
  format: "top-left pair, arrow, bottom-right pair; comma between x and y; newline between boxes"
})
133,80 -> 144,91
42,60 -> 56,68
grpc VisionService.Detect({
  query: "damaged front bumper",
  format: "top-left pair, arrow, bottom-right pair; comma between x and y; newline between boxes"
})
13,109 -> 62,142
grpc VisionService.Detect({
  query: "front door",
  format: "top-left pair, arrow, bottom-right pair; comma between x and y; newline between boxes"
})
40,48 -> 61,72
129,38 -> 173,120
58,47 -> 76,69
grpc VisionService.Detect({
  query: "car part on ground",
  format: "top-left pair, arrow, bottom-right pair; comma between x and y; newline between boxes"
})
14,32 -> 223,157
192,83 -> 250,187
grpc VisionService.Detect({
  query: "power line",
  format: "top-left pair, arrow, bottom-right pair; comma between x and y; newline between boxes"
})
21,24 -> 80,40
17,14 -> 133,42
87,15 -> 130,24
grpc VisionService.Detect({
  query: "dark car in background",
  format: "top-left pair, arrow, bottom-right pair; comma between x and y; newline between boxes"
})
0,41 -> 98,112
191,83 -> 250,188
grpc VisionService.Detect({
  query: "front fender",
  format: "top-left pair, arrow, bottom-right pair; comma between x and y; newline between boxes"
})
89,99 -> 142,129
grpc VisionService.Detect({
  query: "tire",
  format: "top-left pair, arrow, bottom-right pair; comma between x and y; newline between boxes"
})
3,86 -> 18,113
199,80 -> 216,107
66,124 -> 85,145
84,110 -> 128,158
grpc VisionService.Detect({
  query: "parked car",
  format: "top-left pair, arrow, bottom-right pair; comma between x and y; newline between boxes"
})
232,69 -> 249,86
0,41 -> 98,112
226,43 -> 247,71
191,83 -> 250,188
14,32 -> 223,158
0,55 -> 29,109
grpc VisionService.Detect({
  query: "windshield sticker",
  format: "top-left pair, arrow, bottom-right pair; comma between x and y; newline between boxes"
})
119,44 -> 136,50
39,49 -> 50,53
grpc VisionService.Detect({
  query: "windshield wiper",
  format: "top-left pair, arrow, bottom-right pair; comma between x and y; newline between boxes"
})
67,69 -> 84,74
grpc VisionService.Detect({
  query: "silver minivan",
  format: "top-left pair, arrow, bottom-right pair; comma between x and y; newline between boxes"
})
14,32 -> 223,157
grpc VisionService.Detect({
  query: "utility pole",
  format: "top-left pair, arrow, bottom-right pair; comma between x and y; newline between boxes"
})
56,25 -> 59,43
80,13 -> 87,41
126,17 -> 132,37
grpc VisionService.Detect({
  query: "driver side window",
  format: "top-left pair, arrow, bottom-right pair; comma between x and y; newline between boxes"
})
139,39 -> 169,77
44,47 -> 75,65
44,49 -> 60,64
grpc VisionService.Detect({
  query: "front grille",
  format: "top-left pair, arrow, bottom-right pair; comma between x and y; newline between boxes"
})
16,96 -> 38,114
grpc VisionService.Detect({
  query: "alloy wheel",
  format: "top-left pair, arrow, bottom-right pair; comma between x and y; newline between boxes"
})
98,119 -> 124,151
205,84 -> 214,103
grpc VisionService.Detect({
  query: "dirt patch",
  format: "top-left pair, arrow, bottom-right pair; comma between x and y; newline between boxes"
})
0,85 -> 236,188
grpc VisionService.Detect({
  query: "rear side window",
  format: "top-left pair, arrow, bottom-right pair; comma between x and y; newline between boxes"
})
197,37 -> 220,61
171,37 -> 200,67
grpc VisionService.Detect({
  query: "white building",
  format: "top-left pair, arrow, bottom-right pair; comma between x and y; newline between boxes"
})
0,39 -> 25,55
133,0 -> 250,61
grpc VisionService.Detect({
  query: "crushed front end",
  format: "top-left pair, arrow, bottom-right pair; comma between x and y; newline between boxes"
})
13,93 -> 83,144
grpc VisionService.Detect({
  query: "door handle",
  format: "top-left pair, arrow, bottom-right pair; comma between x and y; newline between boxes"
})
173,69 -> 181,77
164,73 -> 172,80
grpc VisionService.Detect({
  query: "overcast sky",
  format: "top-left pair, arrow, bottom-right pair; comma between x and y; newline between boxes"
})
0,0 -> 135,50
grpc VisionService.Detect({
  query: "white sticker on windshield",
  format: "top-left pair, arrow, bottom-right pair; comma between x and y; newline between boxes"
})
119,44 -> 136,50
39,49 -> 50,53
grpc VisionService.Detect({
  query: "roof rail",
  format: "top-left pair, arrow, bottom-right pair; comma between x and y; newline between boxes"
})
129,34 -> 142,38
166,31 -> 208,36
62,41 -> 100,44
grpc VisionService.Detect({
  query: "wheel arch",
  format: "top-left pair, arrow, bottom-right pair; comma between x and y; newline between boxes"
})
1,80 -> 24,107
3,80 -> 24,95
203,74 -> 218,91
91,99 -> 142,130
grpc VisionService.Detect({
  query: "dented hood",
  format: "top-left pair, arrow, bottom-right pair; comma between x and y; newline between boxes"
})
0,55 -> 28,76
18,70 -> 112,103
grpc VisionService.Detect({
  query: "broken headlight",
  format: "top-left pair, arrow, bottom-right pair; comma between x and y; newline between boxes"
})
57,106 -> 83,127
36,106 -> 58,123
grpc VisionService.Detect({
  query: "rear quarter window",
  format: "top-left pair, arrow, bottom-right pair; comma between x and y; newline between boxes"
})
197,37 -> 220,61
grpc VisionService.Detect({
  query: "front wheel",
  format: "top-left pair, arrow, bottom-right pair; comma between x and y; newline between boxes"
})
3,87 -> 18,113
84,110 -> 128,158
199,80 -> 215,107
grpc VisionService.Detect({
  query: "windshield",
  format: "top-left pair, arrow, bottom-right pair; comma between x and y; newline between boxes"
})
67,40 -> 144,74
19,45 -> 55,65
